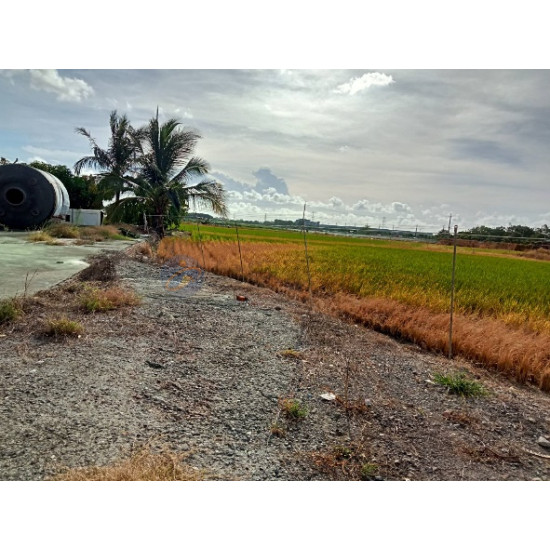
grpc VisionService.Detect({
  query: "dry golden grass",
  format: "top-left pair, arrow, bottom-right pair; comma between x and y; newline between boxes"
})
27,231 -> 56,243
45,223 -> 80,239
157,237 -> 550,392
131,241 -> 153,257
43,223 -> 131,242
80,284 -> 141,312
51,445 -> 205,481
520,248 -> 550,261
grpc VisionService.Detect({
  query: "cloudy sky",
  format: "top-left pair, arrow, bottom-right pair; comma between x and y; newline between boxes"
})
1,69 -> 549,232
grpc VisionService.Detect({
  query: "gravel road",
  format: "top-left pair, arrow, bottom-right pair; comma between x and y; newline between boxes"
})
1,251 -> 550,480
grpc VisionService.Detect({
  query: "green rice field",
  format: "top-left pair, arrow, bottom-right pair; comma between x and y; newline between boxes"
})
174,222 -> 550,331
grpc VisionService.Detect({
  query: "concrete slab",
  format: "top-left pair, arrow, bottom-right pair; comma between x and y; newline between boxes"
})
0,232 -> 136,299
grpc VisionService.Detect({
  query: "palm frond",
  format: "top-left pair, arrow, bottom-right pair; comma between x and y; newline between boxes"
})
185,180 -> 228,217
171,156 -> 211,184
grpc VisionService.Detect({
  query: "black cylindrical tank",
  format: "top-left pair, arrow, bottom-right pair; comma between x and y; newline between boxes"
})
0,164 -> 71,229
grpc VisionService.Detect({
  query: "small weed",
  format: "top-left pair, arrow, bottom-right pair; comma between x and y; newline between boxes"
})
442,409 -> 478,427
0,298 -> 21,324
333,445 -> 354,460
360,463 -> 379,480
280,397 -> 308,420
311,442 -> 372,480
270,423 -> 286,437
80,285 -> 140,312
433,372 -> 487,397
279,349 -> 304,359
44,318 -> 83,338
335,395 -> 369,416
27,231 -> 55,243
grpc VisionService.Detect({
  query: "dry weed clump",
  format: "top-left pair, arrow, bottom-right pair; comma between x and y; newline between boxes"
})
80,284 -> 141,312
51,445 -> 205,481
44,223 -> 80,239
127,241 -> 153,260
43,317 -> 84,338
78,255 -> 118,282
79,225 -> 131,242
0,297 -> 22,324
310,443 -> 375,481
27,231 -> 55,243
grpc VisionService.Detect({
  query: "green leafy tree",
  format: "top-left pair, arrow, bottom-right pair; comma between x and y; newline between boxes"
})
73,110 -> 143,204
106,110 -> 227,237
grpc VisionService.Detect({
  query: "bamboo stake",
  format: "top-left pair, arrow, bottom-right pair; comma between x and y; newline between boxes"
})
302,203 -> 313,302
196,222 -> 206,268
235,223 -> 244,282
449,224 -> 458,359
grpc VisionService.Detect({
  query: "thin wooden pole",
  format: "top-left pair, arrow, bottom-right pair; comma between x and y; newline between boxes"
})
449,224 -> 458,359
235,223 -> 244,282
196,222 -> 206,268
302,203 -> 313,301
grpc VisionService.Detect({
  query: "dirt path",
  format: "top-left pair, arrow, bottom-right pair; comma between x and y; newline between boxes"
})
1,252 -> 550,480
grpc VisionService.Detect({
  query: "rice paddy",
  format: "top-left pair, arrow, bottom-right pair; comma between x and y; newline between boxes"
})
157,223 -> 550,390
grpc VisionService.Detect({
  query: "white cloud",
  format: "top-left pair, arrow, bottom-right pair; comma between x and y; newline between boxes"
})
175,107 -> 194,119
28,70 -> 94,102
20,145 -> 84,166
335,72 -> 394,95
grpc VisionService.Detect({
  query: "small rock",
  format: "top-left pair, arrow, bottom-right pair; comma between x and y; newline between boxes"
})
364,399 -> 372,407
537,436 -> 550,450
320,392 -> 336,401
145,360 -> 166,369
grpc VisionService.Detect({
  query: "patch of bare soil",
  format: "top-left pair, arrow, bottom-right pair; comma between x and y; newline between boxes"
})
1,251 -> 550,480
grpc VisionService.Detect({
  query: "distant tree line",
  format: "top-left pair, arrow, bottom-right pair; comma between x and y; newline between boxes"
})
438,224 -> 550,242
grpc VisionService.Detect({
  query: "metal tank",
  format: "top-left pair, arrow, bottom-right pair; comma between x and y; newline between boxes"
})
0,164 -> 70,229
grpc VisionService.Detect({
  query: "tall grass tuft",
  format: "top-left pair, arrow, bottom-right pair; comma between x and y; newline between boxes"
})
0,298 -> 21,324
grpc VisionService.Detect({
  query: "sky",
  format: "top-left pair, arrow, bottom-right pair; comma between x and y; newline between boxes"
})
1,68 -> 549,233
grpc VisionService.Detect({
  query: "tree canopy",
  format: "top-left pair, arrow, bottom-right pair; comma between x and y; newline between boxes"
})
82,109 -> 228,236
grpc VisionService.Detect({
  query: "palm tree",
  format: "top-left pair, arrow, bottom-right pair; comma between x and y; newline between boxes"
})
73,110 -> 143,204
106,110 -> 228,237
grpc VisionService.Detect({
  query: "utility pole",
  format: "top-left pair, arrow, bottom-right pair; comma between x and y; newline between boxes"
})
448,213 -> 452,233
